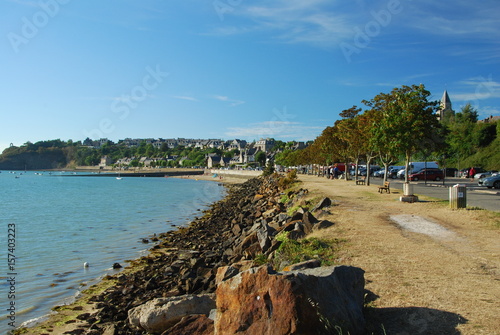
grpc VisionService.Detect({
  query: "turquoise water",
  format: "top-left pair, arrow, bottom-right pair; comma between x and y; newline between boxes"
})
0,171 -> 225,333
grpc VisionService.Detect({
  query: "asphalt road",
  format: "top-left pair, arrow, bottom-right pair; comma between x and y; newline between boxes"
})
365,177 -> 500,212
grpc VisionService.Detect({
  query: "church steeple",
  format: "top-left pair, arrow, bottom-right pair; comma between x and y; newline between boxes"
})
441,90 -> 452,110
439,90 -> 454,120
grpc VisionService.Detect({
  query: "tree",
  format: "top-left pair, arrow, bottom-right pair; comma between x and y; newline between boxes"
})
473,122 -> 496,148
135,141 -> 147,156
358,109 -> 379,185
445,103 -> 479,169
368,84 -> 442,184
255,151 -> 267,166
262,160 -> 275,176
331,123 -> 352,180
160,142 -> 169,153
336,106 -> 363,180
364,91 -> 399,181
145,144 -> 156,157
273,140 -> 286,151
313,126 -> 338,165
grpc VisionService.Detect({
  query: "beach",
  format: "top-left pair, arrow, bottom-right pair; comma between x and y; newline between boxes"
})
16,172 -> 500,334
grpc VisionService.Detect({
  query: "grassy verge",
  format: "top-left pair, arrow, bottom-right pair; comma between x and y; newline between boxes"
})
272,231 -> 346,270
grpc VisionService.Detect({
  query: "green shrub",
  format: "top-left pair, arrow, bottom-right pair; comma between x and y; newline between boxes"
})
254,254 -> 268,265
278,169 -> 298,189
273,232 -> 342,270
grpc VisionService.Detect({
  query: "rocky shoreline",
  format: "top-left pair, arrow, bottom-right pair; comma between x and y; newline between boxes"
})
19,174 -> 365,335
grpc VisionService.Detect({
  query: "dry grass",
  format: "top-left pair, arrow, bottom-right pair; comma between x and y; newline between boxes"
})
300,174 -> 500,335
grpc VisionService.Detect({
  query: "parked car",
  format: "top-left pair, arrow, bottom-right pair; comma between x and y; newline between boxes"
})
474,171 -> 498,179
444,168 -> 458,177
397,162 -> 439,179
409,168 -> 444,181
350,168 -> 364,176
388,166 -> 405,179
478,173 -> 500,189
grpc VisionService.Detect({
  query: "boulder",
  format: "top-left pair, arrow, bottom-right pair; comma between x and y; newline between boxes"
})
256,223 -> 277,253
161,314 -> 214,335
263,208 -> 277,218
311,197 -> 332,212
215,261 -> 257,286
314,220 -> 336,231
281,259 -> 321,272
290,208 -> 305,221
276,213 -> 289,225
302,211 -> 319,225
128,294 -> 216,334
214,265 -> 365,335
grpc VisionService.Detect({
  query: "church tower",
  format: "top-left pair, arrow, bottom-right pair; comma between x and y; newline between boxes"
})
439,90 -> 454,120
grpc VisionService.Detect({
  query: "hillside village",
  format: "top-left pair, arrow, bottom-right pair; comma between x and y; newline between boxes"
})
82,137 -> 307,169
1,89 -> 498,172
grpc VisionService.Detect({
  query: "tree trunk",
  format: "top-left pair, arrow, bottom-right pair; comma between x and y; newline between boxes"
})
366,156 -> 372,186
404,153 -> 411,184
354,158 -> 360,182
383,163 -> 389,183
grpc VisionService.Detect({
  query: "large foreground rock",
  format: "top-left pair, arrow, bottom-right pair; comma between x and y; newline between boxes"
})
128,294 -> 215,334
215,265 -> 365,335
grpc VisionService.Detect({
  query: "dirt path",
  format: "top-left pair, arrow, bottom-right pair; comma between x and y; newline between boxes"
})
300,175 -> 500,335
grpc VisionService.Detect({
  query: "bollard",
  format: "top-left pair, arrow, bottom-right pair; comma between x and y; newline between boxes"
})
450,184 -> 467,209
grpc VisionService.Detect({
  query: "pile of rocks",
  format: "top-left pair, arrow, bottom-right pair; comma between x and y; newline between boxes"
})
70,175 -> 365,334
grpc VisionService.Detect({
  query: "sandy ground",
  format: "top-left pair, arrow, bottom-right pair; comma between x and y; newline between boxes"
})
20,173 -> 499,334
299,174 -> 500,335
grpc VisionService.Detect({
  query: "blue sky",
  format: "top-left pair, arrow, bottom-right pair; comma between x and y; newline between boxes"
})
1,0 -> 499,152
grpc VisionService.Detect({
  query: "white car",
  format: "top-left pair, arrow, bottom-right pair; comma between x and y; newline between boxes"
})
474,171 -> 498,179
396,168 -> 406,179
478,173 -> 500,189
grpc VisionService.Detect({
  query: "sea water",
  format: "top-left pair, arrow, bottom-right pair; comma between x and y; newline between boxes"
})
0,171 -> 225,333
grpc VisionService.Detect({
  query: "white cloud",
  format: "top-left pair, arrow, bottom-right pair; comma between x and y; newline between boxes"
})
209,0 -> 500,61
212,95 -> 245,107
405,1 -> 500,37
172,95 -> 198,102
210,0 -> 352,47
452,76 -> 500,101
478,106 -> 500,117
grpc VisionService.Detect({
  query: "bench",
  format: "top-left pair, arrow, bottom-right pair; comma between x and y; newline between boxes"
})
378,181 -> 390,193
356,176 -> 366,185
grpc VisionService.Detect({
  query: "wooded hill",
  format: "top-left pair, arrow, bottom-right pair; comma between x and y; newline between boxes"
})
0,139 -> 289,170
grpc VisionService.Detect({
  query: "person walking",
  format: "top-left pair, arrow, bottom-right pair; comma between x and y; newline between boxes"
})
333,164 -> 340,179
469,167 -> 476,181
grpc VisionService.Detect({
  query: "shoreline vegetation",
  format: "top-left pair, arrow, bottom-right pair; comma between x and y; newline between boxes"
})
13,171 -> 500,334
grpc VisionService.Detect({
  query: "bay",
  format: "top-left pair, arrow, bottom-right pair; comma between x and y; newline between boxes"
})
0,171 -> 225,333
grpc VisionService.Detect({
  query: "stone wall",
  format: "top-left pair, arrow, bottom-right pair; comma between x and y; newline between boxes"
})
210,169 -> 262,177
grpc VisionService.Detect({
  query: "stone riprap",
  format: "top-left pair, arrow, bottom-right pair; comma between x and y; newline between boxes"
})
59,175 -> 364,334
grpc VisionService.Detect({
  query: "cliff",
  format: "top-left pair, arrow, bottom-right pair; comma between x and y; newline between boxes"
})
0,149 -> 68,170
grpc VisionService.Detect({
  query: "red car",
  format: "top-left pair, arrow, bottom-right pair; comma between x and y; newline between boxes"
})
409,168 -> 444,181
